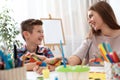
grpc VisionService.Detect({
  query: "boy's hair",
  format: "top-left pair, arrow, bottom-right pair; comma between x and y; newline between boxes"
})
21,19 -> 43,40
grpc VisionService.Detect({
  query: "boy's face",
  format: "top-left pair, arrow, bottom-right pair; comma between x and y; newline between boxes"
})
26,25 -> 44,45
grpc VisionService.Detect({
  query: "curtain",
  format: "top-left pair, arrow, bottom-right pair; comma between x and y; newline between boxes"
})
9,0 -> 108,57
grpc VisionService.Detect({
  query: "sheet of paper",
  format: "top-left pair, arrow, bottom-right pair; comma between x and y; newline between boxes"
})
90,66 -> 105,72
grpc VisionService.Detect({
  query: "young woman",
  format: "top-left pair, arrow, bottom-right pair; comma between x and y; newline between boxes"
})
68,1 -> 120,66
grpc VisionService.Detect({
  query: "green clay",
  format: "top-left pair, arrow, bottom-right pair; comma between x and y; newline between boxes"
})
56,65 -> 90,72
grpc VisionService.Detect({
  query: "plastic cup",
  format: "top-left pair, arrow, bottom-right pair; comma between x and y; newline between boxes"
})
55,65 -> 90,80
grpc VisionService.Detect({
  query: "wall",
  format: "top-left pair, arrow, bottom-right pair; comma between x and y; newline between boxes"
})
109,0 -> 120,25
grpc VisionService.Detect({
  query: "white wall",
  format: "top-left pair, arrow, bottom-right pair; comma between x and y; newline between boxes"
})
109,0 -> 120,25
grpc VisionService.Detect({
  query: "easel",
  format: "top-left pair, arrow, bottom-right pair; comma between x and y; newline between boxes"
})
44,44 -> 63,52
40,14 -> 65,52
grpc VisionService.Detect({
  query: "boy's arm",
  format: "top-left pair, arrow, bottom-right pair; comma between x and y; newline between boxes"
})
19,53 -> 38,71
25,62 -> 36,71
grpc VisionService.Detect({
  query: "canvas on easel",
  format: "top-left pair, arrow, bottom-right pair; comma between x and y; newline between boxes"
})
40,18 -> 65,50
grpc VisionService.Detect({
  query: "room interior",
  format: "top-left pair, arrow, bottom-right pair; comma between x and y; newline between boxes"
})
0,0 -> 120,80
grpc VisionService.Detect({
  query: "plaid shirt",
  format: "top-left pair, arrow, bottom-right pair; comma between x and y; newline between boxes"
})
17,45 -> 54,59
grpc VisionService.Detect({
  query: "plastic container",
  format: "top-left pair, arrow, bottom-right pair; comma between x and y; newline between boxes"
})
104,61 -> 120,80
0,66 -> 26,80
55,65 -> 90,80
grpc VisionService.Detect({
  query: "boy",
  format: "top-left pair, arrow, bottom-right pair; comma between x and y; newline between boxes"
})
17,19 -> 61,71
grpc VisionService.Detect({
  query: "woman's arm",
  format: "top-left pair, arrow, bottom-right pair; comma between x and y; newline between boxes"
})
68,55 -> 82,66
68,39 -> 92,66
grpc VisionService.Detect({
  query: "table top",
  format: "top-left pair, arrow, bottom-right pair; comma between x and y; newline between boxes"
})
26,66 -> 105,80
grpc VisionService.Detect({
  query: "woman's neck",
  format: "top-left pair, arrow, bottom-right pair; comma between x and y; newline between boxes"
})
101,25 -> 120,37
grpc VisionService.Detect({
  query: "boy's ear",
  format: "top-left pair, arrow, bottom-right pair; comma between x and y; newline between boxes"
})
23,31 -> 30,38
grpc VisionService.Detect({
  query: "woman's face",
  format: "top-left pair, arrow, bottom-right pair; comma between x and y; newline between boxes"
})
88,10 -> 104,31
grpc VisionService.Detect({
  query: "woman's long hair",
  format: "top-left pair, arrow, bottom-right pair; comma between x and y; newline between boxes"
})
87,1 -> 120,39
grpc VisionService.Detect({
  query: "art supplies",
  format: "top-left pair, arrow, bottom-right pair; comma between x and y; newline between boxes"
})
105,43 -> 112,53
89,72 -> 106,80
24,53 -> 47,67
98,42 -> 120,63
56,65 -> 90,80
0,47 -> 26,80
31,55 -> 43,61
42,67 -> 50,79
0,66 -> 26,80
98,43 -> 109,62
14,44 -> 18,67
37,77 -> 44,80
111,51 -> 119,63
97,42 -> 120,80
0,50 -> 13,69
0,56 -> 4,70
60,40 -> 66,68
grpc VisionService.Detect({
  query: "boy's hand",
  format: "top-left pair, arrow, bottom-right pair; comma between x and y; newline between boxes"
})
35,55 -> 47,61
33,65 -> 45,74
47,64 -> 56,71
33,64 -> 56,74
44,56 -> 62,65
